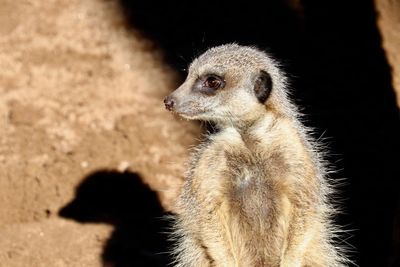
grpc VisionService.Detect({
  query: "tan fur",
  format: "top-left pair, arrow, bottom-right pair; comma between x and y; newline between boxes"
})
165,44 -> 349,266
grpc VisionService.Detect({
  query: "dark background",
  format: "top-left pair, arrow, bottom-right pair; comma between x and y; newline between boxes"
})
62,0 -> 400,266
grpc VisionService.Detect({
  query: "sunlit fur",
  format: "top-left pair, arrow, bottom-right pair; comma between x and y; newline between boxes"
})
166,44 -> 350,266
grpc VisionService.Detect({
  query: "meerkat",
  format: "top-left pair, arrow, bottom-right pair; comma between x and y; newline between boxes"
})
164,44 -> 349,267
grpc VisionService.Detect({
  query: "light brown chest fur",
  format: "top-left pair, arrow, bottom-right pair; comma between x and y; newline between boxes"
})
173,116 -> 342,267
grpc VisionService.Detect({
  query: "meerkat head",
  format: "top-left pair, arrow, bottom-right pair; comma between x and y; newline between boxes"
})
164,44 -> 289,127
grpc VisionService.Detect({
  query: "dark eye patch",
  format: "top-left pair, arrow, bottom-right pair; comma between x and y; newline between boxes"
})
204,75 -> 224,90
193,74 -> 225,96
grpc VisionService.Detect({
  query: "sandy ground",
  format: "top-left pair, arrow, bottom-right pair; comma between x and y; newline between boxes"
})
0,0 -> 198,266
375,0 -> 400,106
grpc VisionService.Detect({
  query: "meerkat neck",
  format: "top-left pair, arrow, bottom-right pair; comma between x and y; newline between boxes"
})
215,111 -> 279,137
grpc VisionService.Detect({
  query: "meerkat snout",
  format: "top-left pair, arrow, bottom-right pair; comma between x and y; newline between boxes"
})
163,95 -> 175,111
164,73 -> 227,117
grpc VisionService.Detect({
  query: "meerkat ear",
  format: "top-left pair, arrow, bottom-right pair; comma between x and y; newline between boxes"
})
254,70 -> 272,103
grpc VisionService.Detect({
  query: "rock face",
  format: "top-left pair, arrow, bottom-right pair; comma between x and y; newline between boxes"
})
375,0 -> 400,106
0,0 -> 198,266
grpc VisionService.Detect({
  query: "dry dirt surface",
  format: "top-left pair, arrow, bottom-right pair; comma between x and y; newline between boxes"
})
375,0 -> 400,106
0,0 -> 199,266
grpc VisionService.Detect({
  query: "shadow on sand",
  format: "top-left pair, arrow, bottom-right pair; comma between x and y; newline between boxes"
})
59,170 -> 173,267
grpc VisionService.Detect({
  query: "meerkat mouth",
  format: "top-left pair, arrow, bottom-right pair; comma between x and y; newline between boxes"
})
176,111 -> 201,120
177,109 -> 216,121
173,105 -> 211,121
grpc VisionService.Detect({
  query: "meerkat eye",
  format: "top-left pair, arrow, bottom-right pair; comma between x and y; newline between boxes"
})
203,75 -> 224,90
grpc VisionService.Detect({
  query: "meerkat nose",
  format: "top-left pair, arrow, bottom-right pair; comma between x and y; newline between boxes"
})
164,96 -> 175,111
